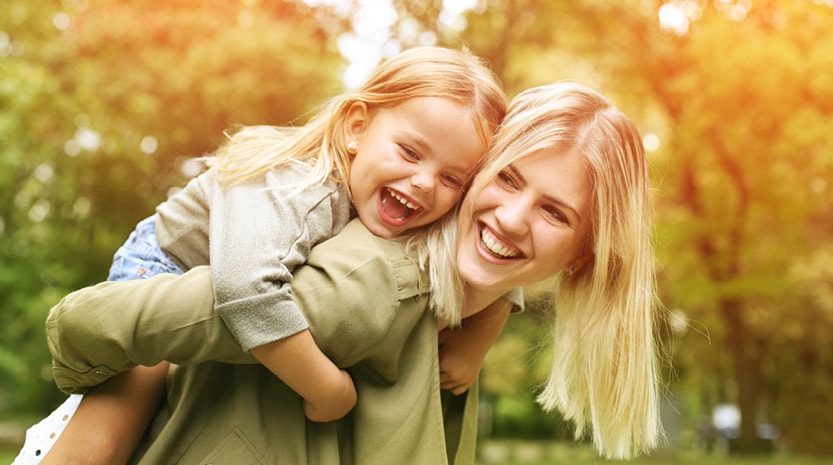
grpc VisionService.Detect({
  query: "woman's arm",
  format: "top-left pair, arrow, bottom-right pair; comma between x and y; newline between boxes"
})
42,220 -> 437,465
438,297 -> 512,394
47,267 -> 252,395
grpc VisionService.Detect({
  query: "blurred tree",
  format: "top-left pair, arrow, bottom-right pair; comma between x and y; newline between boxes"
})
1,0 -> 86,414
1,0 -> 345,414
460,0 -> 833,454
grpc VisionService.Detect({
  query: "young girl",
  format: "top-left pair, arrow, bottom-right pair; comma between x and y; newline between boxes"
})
15,45 -> 506,465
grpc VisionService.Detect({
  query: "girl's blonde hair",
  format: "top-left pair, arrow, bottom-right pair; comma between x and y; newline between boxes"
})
206,46 -> 506,193
418,82 -> 662,457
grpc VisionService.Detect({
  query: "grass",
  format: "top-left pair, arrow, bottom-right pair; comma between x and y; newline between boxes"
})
475,440 -> 833,465
3,441 -> 833,464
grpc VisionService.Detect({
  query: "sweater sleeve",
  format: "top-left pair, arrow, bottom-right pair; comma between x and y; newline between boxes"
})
209,166 -> 351,351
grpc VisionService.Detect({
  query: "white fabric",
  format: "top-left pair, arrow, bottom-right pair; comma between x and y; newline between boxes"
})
12,394 -> 83,465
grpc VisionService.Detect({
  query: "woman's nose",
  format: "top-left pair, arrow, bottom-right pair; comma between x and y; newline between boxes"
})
494,199 -> 529,236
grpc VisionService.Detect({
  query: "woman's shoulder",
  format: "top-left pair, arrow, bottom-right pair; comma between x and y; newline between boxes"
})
307,220 -> 407,267
303,220 -> 430,300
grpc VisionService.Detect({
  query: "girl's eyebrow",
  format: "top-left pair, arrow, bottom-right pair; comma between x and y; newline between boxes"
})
401,129 -> 430,154
406,129 -> 474,176
508,164 -> 583,224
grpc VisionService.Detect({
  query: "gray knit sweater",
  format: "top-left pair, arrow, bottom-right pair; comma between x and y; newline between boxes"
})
154,163 -> 352,351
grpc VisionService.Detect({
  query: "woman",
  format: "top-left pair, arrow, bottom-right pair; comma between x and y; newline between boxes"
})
40,82 -> 662,464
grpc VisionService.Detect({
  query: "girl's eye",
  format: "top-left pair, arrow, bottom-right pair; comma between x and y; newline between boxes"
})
496,170 -> 518,191
440,173 -> 463,189
543,205 -> 570,226
399,145 -> 420,162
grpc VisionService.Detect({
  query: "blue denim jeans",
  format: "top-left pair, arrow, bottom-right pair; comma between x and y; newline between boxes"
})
107,215 -> 185,281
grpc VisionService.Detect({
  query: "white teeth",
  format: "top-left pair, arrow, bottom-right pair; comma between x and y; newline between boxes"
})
388,188 -> 418,210
481,228 -> 519,258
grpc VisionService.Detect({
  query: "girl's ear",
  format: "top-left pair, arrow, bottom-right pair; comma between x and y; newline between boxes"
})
344,102 -> 369,146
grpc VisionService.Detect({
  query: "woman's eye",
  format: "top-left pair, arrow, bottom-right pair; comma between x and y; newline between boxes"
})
441,174 -> 463,189
543,206 -> 570,226
399,145 -> 420,162
496,170 -> 518,190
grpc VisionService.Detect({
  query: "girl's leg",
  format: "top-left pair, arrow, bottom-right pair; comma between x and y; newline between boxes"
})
11,395 -> 82,465
38,364 -> 169,465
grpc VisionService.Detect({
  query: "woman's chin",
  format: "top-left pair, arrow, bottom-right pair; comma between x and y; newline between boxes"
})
458,261 -> 509,291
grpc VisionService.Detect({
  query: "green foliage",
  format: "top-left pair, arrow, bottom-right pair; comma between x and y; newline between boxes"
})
459,0 -> 833,455
489,394 -> 566,440
482,306 -> 552,396
1,0 -> 345,415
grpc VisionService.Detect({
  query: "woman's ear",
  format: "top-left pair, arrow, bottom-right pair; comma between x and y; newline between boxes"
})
565,253 -> 593,276
344,102 -> 368,148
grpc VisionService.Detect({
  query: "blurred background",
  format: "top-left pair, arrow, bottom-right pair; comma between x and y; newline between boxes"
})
1,0 -> 832,463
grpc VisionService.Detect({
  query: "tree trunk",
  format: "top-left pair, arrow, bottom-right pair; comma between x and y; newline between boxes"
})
720,298 -> 763,453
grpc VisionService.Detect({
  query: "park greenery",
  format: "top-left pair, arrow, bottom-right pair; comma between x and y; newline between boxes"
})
2,0 -> 832,458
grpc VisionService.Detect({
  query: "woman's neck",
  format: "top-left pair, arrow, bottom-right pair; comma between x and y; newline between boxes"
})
460,283 -> 507,320
436,284 -> 507,331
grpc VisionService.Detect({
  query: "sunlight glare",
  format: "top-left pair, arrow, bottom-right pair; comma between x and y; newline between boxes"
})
643,133 -> 661,152
73,197 -> 92,219
309,0 -> 478,88
658,3 -> 689,35
53,12 -> 70,31
28,199 -> 51,223
75,127 -> 101,152
0,32 -> 11,57
33,164 -> 55,183
140,135 -> 158,155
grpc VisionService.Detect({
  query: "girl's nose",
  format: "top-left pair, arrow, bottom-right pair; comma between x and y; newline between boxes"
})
410,171 -> 435,193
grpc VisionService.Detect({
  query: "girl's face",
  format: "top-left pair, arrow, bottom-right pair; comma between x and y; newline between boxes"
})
456,148 -> 593,293
347,97 -> 485,238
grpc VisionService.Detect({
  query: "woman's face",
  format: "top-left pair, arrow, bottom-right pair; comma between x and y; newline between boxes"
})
456,147 -> 593,293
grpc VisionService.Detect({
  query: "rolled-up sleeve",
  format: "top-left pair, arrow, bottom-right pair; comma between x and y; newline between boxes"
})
47,267 -> 253,394
208,167 -> 349,351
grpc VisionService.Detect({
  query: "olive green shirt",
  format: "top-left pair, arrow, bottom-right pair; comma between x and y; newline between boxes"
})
47,220 -> 478,465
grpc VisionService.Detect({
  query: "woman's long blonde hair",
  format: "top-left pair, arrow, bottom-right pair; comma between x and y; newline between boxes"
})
418,82 -> 662,458
205,46 -> 506,194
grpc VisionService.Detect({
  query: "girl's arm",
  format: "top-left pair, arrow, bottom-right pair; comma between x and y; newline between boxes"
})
205,170 -> 355,421
250,331 -> 356,422
438,297 -> 512,394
